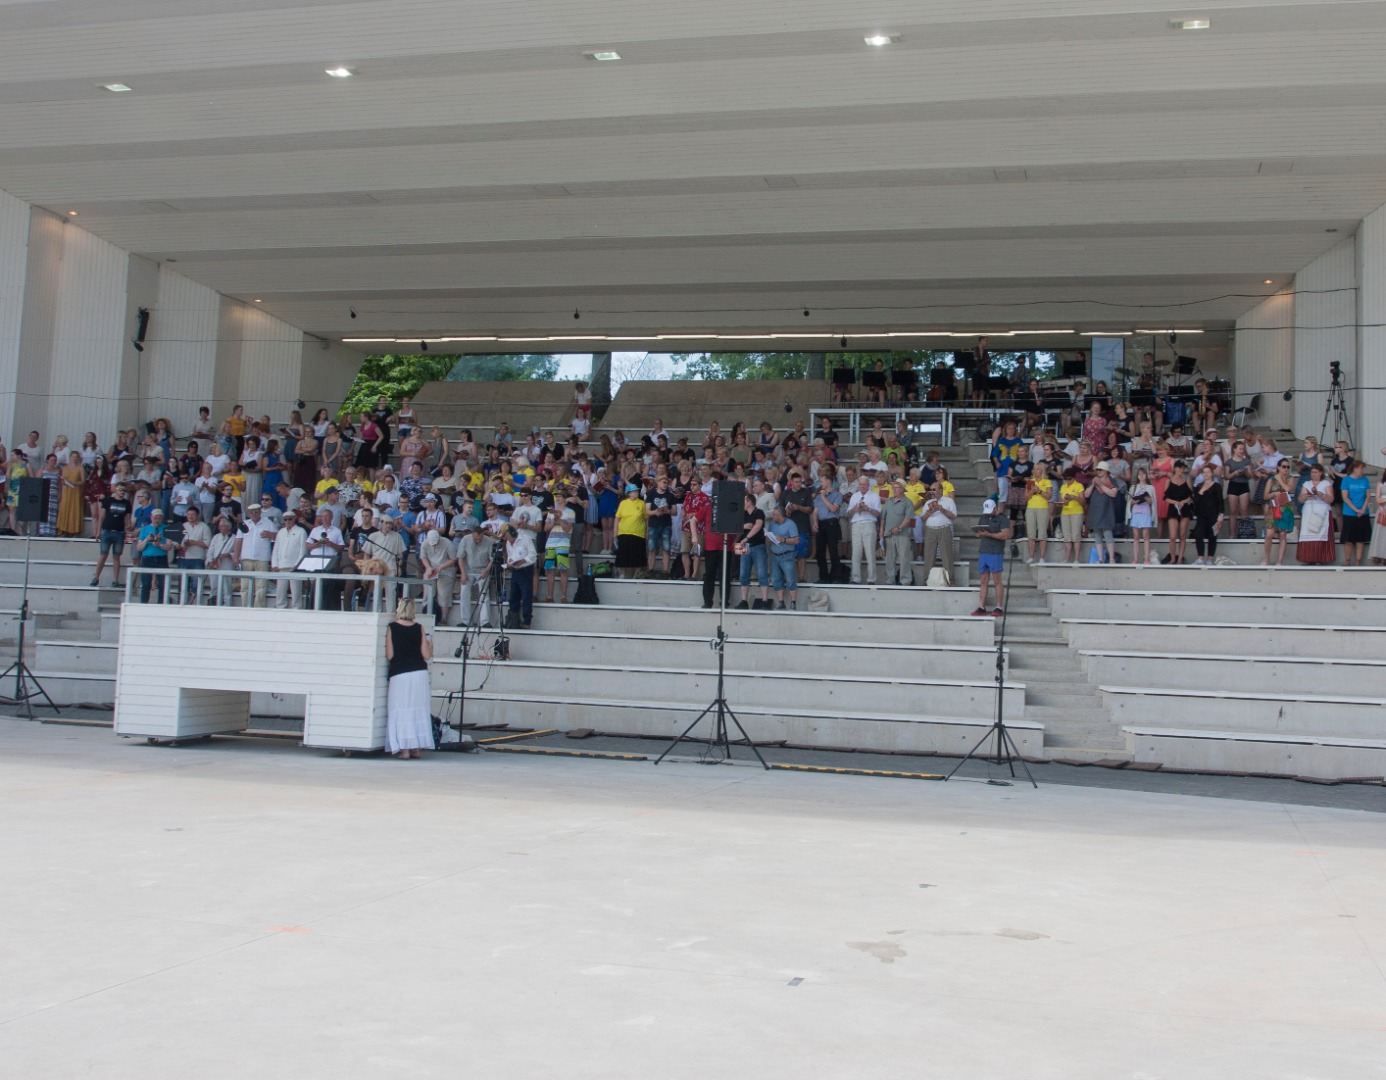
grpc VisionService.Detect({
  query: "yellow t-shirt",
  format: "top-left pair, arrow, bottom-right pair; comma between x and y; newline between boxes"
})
1027,478 -> 1054,511
227,416 -> 247,436
615,496 -> 647,538
904,482 -> 927,510
1059,480 -> 1086,515
314,478 -> 340,504
940,479 -> 955,499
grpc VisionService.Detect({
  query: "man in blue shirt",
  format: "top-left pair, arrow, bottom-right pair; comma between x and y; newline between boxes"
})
137,508 -> 176,603
812,473 -> 843,582
764,505 -> 800,611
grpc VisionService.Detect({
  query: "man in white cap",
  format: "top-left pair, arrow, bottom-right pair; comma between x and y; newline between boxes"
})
972,498 -> 1012,617
271,510 -> 306,608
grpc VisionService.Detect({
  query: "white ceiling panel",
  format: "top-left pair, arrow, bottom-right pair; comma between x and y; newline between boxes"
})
0,0 -> 1383,349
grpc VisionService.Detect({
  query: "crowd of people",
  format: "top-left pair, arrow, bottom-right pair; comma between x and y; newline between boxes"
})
989,408 -> 1384,566
4,379 -> 1382,635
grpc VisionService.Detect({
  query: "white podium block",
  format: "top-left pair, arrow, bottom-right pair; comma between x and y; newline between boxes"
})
114,605 -> 393,751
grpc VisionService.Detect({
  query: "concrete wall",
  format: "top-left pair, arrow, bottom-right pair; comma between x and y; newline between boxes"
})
1294,237 -> 1357,447
411,379 -> 576,435
0,201 -> 357,443
1358,204 -> 1386,465
603,378 -> 833,432
1233,288 -> 1294,432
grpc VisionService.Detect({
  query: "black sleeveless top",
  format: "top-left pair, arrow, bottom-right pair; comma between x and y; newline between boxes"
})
387,621 -> 427,678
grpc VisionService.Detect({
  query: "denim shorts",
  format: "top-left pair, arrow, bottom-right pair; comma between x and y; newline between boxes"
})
977,553 -> 1004,574
647,521 -> 673,553
99,529 -> 125,555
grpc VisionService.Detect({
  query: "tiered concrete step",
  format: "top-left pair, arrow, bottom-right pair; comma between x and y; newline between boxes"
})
430,626 -> 1006,679
1036,564 -> 1386,595
0,536 -> 96,561
511,603 -> 997,646
0,583 -> 116,616
429,659 -> 1040,757
1081,650 -> 1386,699
1062,618 -> 1386,661
1048,588 -> 1386,626
1101,685 -> 1386,740
1005,640 -> 1128,759
0,557 -> 101,587
590,578 -> 991,617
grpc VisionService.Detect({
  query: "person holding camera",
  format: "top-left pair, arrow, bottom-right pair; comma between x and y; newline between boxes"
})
136,508 -> 177,603
504,521 -> 537,627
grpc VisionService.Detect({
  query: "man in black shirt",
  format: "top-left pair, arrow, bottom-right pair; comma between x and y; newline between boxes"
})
779,472 -> 815,583
735,490 -> 768,609
91,482 -> 133,587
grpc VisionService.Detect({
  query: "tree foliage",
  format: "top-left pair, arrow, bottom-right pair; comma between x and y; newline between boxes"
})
444,354 -> 561,382
340,352 -> 562,416
341,353 -> 458,416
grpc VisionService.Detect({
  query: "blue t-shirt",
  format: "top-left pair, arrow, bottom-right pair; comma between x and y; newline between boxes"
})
766,518 -> 799,556
991,437 -> 1025,471
1341,474 -> 1370,517
137,524 -> 167,561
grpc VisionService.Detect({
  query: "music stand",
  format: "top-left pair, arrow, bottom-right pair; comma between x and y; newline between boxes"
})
861,371 -> 887,390
831,367 -> 855,386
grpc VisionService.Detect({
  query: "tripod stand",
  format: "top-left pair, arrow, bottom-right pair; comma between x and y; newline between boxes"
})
0,535 -> 60,720
655,536 -> 768,769
440,543 -> 506,743
1318,362 -> 1355,449
945,548 -> 1036,787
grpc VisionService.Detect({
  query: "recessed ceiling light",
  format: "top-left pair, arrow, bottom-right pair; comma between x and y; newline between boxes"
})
1170,18 -> 1211,30
865,34 -> 901,46
252,298 -> 262,303
324,67 -> 354,78
101,83 -> 133,93
584,50 -> 621,61
1263,279 -> 1275,285
67,210 -> 78,217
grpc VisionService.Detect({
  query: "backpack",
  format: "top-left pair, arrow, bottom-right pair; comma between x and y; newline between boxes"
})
573,573 -> 600,605
926,566 -> 952,587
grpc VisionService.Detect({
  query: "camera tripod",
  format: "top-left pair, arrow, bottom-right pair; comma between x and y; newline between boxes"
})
439,542 -> 507,746
1319,362 -> 1355,449
0,535 -> 60,720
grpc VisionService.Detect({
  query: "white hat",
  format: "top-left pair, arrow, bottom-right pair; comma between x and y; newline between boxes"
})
981,499 -> 998,515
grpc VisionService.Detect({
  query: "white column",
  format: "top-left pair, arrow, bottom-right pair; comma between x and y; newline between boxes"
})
1357,204 -> 1386,465
1232,288 -> 1294,433
0,190 -> 30,443
1293,237 -> 1357,446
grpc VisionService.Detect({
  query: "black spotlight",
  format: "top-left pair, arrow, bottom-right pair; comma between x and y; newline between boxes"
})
1283,387 -> 1295,402
783,400 -> 793,414
803,309 -> 811,317
419,340 -> 429,351
349,306 -> 357,319
840,336 -> 847,348
573,309 -> 581,320
132,306 -> 150,353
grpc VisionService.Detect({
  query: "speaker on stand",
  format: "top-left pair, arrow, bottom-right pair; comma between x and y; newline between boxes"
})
710,480 -> 746,535
15,478 -> 45,524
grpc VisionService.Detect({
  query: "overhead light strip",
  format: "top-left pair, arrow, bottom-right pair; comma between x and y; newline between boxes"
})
343,328 -> 1210,345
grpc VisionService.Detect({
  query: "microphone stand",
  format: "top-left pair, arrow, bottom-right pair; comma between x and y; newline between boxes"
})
442,542 -> 506,744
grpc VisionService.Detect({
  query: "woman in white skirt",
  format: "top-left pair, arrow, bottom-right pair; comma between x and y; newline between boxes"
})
384,598 -> 434,759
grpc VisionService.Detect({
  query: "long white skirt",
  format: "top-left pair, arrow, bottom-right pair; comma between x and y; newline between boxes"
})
386,670 -> 435,753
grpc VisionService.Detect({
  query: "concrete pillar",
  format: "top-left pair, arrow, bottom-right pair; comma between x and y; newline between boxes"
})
1232,289 -> 1294,433
590,351 -> 612,419
804,352 -> 825,380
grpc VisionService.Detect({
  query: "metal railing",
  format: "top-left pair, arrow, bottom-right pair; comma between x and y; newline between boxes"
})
122,566 -> 433,612
808,405 -> 1010,448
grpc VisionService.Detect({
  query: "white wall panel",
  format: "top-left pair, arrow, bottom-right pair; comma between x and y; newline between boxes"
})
144,268 -> 221,435
0,190 -> 30,443
236,305 -> 303,422
1293,237 -> 1357,442
13,209 -> 62,445
1358,204 -> 1386,467
1233,289 -> 1294,433
298,339 -> 360,418
46,224 -> 129,443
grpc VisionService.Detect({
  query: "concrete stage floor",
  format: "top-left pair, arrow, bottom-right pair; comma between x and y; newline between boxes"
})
1,723 -> 1384,1079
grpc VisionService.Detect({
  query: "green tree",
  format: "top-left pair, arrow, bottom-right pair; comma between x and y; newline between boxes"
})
341,353 -> 458,416
670,350 -> 943,380
444,354 -> 561,382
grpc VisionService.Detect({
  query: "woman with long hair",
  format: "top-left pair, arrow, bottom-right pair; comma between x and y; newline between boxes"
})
1224,440 -> 1253,539
1162,460 -> 1194,564
1262,459 -> 1296,565
57,451 -> 86,537
1127,467 -> 1157,564
84,456 -> 110,540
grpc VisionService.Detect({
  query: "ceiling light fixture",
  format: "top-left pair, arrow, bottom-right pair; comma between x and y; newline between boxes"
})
864,34 -> 901,46
584,50 -> 621,61
101,83 -> 133,93
1170,18 -> 1211,30
1263,279 -> 1275,285
252,298 -> 262,303
349,306 -> 357,319
325,67 -> 354,78
67,210 -> 78,217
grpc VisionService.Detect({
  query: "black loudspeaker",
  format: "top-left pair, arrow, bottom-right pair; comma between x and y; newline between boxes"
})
15,478 -> 45,523
710,480 -> 746,535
